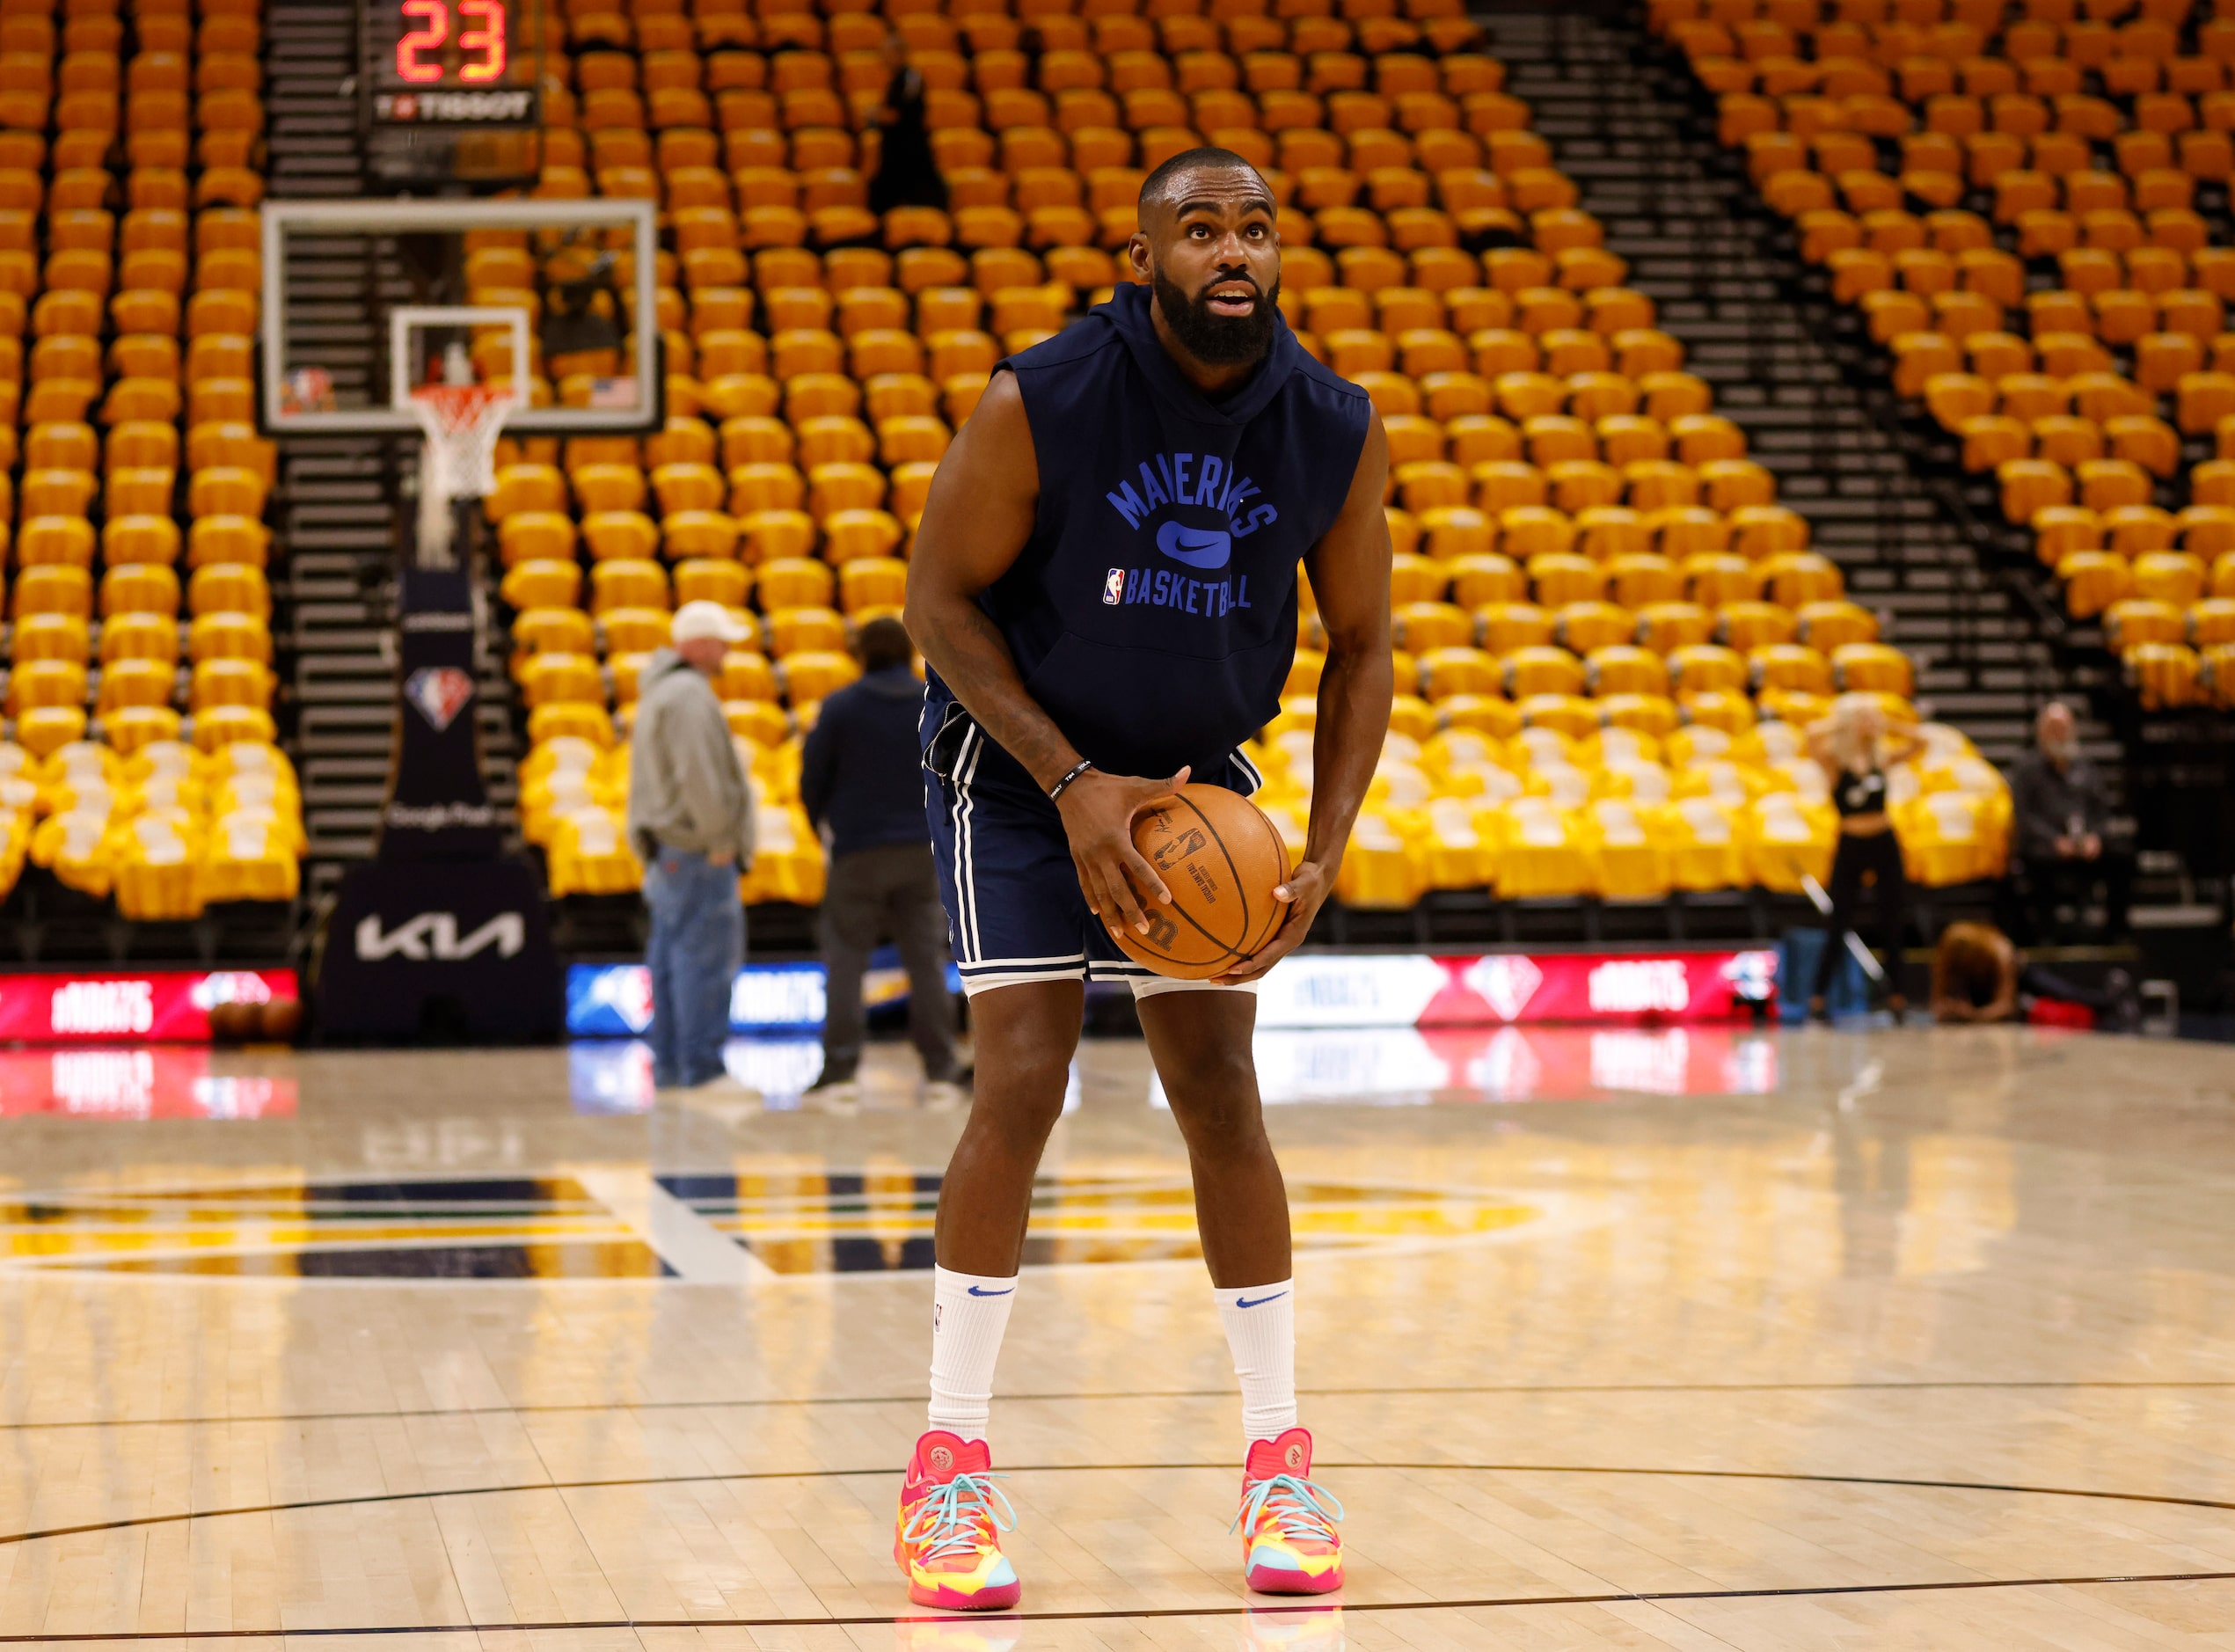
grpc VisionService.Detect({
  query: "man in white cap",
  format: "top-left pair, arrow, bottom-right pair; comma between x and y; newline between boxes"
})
628,600 -> 759,1092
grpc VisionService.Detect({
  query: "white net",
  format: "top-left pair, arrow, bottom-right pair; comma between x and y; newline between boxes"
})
408,382 -> 519,568
409,382 -> 514,501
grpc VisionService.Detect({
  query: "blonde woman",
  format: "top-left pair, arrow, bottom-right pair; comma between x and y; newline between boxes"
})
1803,695 -> 1926,1022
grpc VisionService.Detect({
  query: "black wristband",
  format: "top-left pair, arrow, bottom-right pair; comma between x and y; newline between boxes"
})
1048,760 -> 1093,801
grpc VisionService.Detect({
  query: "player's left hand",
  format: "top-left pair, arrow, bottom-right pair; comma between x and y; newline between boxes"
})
1211,859 -> 1330,984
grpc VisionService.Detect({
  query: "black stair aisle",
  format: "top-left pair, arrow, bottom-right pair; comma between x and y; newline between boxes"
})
1481,8 -> 2114,780
263,12 -> 522,895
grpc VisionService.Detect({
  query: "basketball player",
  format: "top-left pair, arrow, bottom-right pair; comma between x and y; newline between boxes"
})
895,148 -> 1393,1608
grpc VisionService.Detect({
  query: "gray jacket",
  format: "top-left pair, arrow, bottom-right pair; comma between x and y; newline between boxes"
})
626,648 -> 757,865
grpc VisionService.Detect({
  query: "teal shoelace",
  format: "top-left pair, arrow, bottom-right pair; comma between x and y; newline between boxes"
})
1232,1473 -> 1345,1544
903,1473 -> 1017,1565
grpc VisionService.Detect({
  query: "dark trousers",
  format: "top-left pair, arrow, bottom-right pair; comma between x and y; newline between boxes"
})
818,842 -> 960,1085
2015,852 -> 2134,942
1813,829 -> 1910,998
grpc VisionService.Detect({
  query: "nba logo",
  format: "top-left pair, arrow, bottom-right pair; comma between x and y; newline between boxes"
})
1103,567 -> 1125,605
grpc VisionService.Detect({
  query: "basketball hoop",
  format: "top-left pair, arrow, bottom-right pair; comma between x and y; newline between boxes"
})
387,303 -> 531,568
408,379 -> 517,506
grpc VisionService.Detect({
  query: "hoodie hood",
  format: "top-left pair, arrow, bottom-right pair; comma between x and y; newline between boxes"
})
861,662 -> 924,698
638,647 -> 692,693
1098,281 -> 1301,428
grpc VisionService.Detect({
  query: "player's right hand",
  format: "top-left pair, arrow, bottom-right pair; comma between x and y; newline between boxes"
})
1056,766 -> 1188,934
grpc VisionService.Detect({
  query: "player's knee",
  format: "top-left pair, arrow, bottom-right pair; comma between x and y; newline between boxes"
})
1165,1050 -> 1265,1147
968,1039 -> 1072,1144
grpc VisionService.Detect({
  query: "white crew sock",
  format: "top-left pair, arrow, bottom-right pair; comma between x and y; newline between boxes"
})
1214,1278 -> 1298,1449
927,1265 -> 1019,1444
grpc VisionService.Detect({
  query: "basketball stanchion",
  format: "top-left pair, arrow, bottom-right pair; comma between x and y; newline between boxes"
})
315,305 -> 559,1039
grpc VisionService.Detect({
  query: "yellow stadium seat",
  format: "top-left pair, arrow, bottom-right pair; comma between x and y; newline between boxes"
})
1555,599 -> 1632,654
823,508 -> 906,563
1485,795 -> 1585,897
1502,644 -> 1584,699
2104,596 -> 2188,650
1516,692 -> 1599,742
1633,600 -> 1713,654
1583,798 -> 1669,898
1744,792 -> 1837,892
190,705 -> 278,755
520,653 -> 605,709
15,564 -> 92,619
1662,795 -> 1746,890
589,559 -> 671,614
1749,643 -> 1835,696
759,557 -> 836,610
1719,600 -> 1798,653
1831,641 -> 1915,697
2123,640 -> 2202,708
487,463 -> 568,519
200,809 -> 303,905
11,658 -> 86,713
1391,600 -> 1471,652
839,557 -> 908,613
1465,599 -> 1555,657
1895,789 -> 2005,887
1668,642 -> 1749,695
187,657 -> 271,713
1584,645 -> 1670,698
96,657 -> 172,713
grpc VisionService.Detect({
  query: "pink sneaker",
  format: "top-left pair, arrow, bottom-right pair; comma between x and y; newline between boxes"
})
894,1430 -> 1022,1611
1234,1427 -> 1345,1595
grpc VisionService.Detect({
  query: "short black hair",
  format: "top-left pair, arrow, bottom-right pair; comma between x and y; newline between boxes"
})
856,615 -> 913,673
1137,146 -> 1270,213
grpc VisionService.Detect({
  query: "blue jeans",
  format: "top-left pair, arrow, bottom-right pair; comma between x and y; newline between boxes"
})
644,846 -> 743,1087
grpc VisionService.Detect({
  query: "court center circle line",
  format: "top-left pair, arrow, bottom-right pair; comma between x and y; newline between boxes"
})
6,1459 -> 2235,1551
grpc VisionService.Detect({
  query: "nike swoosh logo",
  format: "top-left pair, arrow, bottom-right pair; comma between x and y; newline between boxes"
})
1235,1290 -> 1288,1309
967,1285 -> 1015,1297
1156,520 -> 1232,570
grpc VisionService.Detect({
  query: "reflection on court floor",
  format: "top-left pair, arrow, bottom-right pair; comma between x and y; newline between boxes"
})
0,1046 -> 295,1119
568,1025 -> 1781,1113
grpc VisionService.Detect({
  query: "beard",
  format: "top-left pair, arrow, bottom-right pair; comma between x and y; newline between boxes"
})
1152,267 -> 1281,368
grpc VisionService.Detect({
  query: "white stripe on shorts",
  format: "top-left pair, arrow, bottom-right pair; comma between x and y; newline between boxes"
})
950,727 -> 983,962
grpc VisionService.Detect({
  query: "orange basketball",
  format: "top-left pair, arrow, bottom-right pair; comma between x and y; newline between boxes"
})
1107,784 -> 1291,981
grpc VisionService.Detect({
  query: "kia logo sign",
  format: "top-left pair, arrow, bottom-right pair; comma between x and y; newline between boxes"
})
354,911 -> 525,962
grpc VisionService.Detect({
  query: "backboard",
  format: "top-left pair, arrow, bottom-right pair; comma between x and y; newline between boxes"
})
259,198 -> 662,437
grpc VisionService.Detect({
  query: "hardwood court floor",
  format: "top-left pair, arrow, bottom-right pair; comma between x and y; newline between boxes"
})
4,1024 -> 2235,1648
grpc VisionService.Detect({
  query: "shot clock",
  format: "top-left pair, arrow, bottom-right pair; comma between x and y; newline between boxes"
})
362,0 -> 542,132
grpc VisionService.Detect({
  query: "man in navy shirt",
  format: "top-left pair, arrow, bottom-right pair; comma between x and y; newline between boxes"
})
892,148 -> 1391,1610
800,617 -> 963,1102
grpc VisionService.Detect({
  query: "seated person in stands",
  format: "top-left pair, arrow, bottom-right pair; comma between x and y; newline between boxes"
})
1931,920 -> 2139,1031
2005,702 -> 2132,942
543,252 -> 627,376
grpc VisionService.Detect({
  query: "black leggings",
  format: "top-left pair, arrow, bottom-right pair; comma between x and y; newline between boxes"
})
1813,830 -> 1910,998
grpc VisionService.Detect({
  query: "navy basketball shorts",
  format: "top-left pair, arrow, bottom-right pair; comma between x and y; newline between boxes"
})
925,722 -> 1267,999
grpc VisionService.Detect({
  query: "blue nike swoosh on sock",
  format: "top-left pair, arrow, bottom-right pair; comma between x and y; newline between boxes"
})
967,1285 -> 1015,1297
1235,1291 -> 1288,1309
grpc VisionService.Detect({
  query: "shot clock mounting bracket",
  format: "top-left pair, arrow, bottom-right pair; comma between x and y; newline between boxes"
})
357,0 -> 547,187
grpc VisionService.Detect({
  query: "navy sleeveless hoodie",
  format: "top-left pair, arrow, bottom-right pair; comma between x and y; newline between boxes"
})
924,282 -> 1371,791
